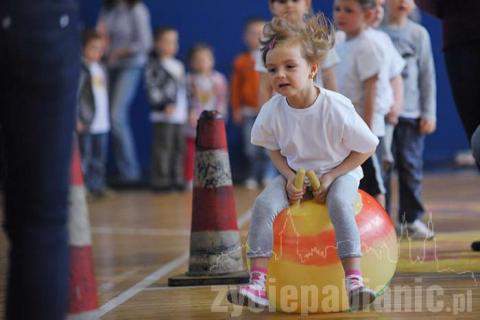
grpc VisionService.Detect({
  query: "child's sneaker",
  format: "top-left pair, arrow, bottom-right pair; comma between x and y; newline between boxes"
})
345,274 -> 376,311
227,271 -> 269,308
397,219 -> 434,240
406,219 -> 434,240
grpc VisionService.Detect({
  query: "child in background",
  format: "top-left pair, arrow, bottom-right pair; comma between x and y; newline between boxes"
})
77,29 -> 111,199
381,0 -> 436,239
228,14 -> 378,310
334,0 -> 387,207
367,0 -> 405,175
257,0 -> 340,106
231,18 -> 275,190
185,44 -> 228,189
145,27 -> 188,192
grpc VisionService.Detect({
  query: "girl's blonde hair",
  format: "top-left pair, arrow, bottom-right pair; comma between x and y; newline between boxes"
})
261,13 -> 335,66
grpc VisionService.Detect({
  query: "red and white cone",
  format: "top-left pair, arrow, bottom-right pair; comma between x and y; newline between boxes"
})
67,142 -> 99,319
169,111 -> 249,286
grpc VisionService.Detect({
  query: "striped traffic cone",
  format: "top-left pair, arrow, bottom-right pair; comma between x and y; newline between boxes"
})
67,141 -> 99,319
169,111 -> 249,286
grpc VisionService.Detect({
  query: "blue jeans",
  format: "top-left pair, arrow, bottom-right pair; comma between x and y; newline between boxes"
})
0,1 -> 80,319
109,66 -> 142,180
79,132 -> 109,193
242,115 -> 276,181
385,118 -> 425,223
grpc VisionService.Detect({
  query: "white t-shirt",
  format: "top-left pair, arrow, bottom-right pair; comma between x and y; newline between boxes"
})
251,87 -> 379,182
150,57 -> 188,124
365,28 -> 405,115
88,62 -> 110,134
335,30 -> 385,136
255,48 -> 340,87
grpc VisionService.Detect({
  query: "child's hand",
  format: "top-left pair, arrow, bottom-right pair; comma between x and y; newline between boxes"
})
233,111 -> 243,125
164,104 -> 174,115
420,118 -> 436,135
312,173 -> 334,204
286,174 -> 304,204
386,110 -> 399,125
76,121 -> 85,133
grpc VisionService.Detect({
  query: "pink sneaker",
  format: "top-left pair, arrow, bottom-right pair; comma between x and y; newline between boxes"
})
227,271 -> 269,308
345,275 -> 376,311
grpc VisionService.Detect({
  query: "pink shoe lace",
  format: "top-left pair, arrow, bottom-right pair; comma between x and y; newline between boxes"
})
345,274 -> 365,292
345,275 -> 376,310
227,271 -> 269,307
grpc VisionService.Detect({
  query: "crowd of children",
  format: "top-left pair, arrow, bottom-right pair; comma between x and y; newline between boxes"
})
75,0 -> 439,311
77,0 -> 437,235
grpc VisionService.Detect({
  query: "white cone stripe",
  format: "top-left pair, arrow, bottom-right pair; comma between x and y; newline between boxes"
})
68,185 -> 92,246
98,209 -> 253,316
194,150 -> 233,188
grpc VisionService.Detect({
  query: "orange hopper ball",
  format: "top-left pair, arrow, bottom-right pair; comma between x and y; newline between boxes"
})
267,190 -> 398,313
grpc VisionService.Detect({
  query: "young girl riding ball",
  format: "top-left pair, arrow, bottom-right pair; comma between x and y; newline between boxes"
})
227,14 -> 379,310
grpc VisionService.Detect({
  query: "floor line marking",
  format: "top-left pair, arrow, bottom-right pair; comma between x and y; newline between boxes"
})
98,209 -> 252,317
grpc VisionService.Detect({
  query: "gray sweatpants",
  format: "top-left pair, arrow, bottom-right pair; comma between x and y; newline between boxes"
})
247,174 -> 362,259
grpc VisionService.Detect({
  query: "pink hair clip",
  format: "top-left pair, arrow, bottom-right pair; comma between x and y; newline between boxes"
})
268,36 -> 277,51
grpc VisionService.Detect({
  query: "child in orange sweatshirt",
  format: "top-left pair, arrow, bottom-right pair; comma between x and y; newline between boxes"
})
231,18 -> 275,190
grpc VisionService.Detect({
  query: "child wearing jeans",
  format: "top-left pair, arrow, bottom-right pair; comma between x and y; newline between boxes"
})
227,14 -> 379,310
77,29 -> 110,198
381,0 -> 436,239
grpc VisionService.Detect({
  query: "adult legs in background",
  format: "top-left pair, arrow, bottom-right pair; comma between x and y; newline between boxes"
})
109,66 -> 142,181
472,125 -> 480,167
445,43 -> 480,249
0,1 -> 80,318
444,43 -> 480,144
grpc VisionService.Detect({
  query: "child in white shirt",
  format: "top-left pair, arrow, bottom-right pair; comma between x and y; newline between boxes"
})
227,14 -> 379,311
334,0 -> 387,207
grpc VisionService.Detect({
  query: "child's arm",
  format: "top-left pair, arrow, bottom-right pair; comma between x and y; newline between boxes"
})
418,27 -> 437,135
387,75 -> 404,125
363,75 -> 378,128
258,73 -> 273,106
322,66 -> 337,91
314,150 -> 374,203
269,149 -> 304,203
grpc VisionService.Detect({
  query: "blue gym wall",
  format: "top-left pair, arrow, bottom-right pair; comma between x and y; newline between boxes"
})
80,0 -> 468,180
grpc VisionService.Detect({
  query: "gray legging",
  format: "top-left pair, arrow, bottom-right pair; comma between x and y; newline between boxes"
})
247,174 -> 362,259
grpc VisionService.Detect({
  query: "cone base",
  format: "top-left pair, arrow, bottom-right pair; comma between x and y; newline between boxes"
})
168,271 -> 250,287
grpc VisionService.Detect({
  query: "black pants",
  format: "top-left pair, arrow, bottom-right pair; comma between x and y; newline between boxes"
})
151,122 -> 185,188
0,1 -> 80,319
444,43 -> 480,142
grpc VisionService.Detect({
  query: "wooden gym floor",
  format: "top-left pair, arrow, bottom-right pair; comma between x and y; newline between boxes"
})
0,169 -> 480,319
